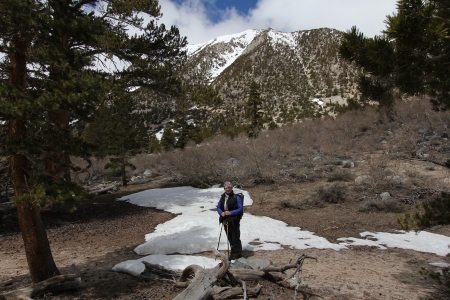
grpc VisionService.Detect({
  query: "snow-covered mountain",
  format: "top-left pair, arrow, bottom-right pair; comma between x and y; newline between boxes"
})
184,29 -> 262,83
181,27 -> 361,122
138,28 -> 362,135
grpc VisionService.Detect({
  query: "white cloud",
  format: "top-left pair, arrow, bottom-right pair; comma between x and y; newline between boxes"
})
159,0 -> 398,44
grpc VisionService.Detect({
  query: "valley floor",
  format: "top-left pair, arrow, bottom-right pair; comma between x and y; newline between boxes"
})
0,179 -> 448,300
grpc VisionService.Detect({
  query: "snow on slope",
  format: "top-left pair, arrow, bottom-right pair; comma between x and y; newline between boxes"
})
184,28 -> 342,82
185,29 -> 261,56
185,29 -> 261,82
267,29 -> 297,50
185,28 -> 308,82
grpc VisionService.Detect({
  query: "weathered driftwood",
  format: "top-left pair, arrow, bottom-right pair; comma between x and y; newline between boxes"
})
211,284 -> 262,300
138,248 -> 316,300
229,254 -> 316,288
0,274 -> 82,300
173,248 -> 230,300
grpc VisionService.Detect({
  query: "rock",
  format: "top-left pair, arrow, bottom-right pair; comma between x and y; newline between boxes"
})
423,130 -> 437,140
385,175 -> 406,184
342,160 -> 354,168
130,179 -> 150,185
226,158 -> 238,166
229,258 -> 272,270
355,175 -> 371,185
130,176 -> 141,182
380,192 -> 391,201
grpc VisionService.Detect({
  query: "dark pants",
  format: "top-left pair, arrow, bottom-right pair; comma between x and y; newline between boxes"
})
225,218 -> 242,258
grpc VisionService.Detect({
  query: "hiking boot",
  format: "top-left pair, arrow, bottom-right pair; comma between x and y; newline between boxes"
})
230,253 -> 242,260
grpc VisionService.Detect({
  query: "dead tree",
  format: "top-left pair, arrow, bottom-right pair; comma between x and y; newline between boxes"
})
140,248 -> 316,300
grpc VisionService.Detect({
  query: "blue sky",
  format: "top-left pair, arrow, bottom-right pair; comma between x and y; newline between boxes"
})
159,0 -> 398,45
171,0 -> 257,22
213,0 -> 256,15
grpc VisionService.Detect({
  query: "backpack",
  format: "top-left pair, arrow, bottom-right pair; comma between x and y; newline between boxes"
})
235,192 -> 244,217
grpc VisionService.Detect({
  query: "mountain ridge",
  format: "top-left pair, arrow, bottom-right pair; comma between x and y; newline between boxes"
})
181,27 -> 361,125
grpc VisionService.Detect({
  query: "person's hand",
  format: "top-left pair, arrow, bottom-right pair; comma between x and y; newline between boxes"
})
224,211 -> 231,216
221,212 -> 226,217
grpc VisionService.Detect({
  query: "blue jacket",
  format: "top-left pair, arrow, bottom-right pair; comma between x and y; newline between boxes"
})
217,192 -> 243,217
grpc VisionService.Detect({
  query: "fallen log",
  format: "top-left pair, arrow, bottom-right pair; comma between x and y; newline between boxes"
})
229,254 -> 316,288
0,274 -> 82,300
212,284 -> 262,300
172,250 -> 315,299
173,249 -> 229,300
137,249 -> 316,300
88,185 -> 117,194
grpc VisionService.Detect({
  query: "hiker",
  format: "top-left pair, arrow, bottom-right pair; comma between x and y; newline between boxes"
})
217,181 -> 243,260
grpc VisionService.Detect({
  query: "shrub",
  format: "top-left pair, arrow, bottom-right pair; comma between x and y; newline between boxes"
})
298,196 -> 325,209
278,198 -> 296,209
314,182 -> 348,203
397,192 -> 450,231
327,170 -> 353,182
358,199 -> 405,213
326,158 -> 343,166
277,196 -> 326,209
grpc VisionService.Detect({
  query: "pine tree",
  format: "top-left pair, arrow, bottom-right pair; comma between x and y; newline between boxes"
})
0,0 -> 186,283
246,81 -> 263,138
37,0 -> 186,182
160,123 -> 176,151
148,133 -> 161,153
339,0 -> 450,110
173,96 -> 192,149
0,0 -> 63,282
85,85 -> 148,186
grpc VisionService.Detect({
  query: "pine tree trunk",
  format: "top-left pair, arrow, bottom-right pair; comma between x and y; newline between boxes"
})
45,110 -> 72,182
121,151 -> 127,186
16,205 -> 60,282
9,33 -> 60,283
45,2 -> 72,183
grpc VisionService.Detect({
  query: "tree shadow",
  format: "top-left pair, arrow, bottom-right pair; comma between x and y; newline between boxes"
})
0,183 -> 175,236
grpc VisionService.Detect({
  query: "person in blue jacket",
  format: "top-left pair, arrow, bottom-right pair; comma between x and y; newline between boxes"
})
217,181 -> 243,260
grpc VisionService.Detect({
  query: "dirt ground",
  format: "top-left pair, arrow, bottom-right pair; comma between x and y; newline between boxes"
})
1,176 -> 449,300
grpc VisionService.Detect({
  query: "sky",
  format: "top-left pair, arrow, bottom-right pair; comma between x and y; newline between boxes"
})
158,0 -> 399,45
112,185 -> 450,277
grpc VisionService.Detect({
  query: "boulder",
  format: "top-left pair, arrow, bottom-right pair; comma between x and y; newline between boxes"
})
355,175 -> 371,185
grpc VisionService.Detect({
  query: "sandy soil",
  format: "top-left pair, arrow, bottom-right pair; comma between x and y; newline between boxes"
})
0,178 -> 449,300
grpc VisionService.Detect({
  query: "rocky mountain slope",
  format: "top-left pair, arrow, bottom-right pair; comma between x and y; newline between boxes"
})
181,27 -> 361,123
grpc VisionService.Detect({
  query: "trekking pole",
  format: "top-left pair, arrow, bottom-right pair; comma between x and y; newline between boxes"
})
217,223 -> 223,251
225,221 -> 230,260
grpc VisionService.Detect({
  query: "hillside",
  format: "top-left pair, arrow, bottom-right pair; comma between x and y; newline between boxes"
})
183,28 -> 361,120
137,27 -> 363,135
